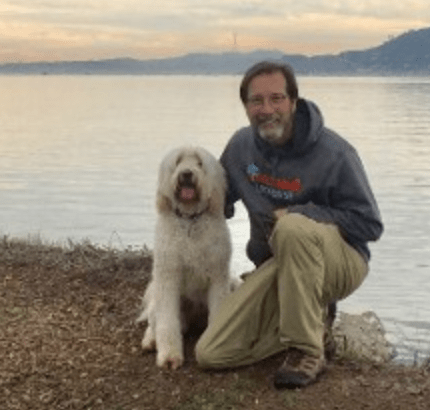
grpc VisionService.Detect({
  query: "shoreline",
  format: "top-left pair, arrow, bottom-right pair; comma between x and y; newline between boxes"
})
1,234 -> 428,368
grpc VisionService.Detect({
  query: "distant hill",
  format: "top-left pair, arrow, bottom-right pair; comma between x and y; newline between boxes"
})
1,27 -> 430,75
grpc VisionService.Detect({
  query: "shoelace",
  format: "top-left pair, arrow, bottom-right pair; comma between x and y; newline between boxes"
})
284,348 -> 306,367
284,348 -> 322,375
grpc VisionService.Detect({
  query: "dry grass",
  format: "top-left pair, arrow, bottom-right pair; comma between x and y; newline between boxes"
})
1,236 -> 430,410
0,234 -> 152,280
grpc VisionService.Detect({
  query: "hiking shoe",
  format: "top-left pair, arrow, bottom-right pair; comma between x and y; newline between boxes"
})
274,348 -> 326,389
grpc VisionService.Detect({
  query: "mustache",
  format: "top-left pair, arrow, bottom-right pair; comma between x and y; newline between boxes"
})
256,114 -> 280,124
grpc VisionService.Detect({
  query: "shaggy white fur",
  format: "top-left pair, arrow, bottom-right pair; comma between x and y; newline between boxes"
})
137,146 -> 233,369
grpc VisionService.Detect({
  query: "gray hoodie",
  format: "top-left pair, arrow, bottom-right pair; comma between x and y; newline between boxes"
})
220,98 -> 383,267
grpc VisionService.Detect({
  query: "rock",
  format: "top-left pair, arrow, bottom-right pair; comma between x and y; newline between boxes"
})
333,311 -> 395,364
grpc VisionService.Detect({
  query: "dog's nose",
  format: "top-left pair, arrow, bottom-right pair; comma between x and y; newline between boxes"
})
179,170 -> 194,185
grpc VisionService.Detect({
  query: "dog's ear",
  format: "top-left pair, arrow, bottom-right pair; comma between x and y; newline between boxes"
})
208,180 -> 226,216
207,161 -> 227,216
208,190 -> 223,215
157,193 -> 172,214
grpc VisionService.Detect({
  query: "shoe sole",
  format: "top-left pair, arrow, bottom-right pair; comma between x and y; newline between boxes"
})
274,367 -> 326,390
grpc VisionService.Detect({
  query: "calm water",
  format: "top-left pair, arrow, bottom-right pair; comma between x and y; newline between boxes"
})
1,75 -> 429,363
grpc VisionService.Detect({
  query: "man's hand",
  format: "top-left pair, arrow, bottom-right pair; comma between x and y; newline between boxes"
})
273,208 -> 288,220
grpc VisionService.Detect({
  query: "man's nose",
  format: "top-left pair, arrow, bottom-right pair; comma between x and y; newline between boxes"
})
260,98 -> 276,113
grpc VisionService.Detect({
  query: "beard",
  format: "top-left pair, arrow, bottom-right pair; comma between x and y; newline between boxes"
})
256,116 -> 286,144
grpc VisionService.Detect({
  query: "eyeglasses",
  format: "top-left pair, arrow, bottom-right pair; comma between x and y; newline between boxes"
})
247,93 -> 288,109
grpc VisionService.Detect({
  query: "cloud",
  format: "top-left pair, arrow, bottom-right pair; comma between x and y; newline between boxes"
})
1,0 -> 429,61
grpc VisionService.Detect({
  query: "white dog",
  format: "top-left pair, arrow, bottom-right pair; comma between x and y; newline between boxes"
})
138,146 -> 233,369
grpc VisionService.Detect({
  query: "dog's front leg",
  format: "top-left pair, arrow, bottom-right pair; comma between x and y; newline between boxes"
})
139,281 -> 157,352
154,280 -> 184,369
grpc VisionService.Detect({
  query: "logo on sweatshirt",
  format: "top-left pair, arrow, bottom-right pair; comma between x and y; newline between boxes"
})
247,164 -> 302,201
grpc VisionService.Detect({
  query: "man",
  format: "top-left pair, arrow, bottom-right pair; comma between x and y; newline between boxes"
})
195,61 -> 383,389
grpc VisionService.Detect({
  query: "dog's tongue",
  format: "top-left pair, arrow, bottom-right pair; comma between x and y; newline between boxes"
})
180,187 -> 195,201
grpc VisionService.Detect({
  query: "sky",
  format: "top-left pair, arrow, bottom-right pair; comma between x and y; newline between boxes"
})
1,0 -> 430,63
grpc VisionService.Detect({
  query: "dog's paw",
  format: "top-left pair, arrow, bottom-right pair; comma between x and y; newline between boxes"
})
141,326 -> 156,352
156,349 -> 184,370
229,276 -> 243,292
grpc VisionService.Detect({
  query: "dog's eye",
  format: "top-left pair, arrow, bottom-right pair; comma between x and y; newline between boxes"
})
176,155 -> 183,166
194,155 -> 203,168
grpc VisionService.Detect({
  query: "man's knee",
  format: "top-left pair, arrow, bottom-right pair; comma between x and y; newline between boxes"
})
195,337 -> 216,368
196,335 -> 246,369
271,213 -> 318,249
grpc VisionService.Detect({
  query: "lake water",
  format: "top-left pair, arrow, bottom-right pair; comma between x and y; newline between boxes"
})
1,75 -> 429,364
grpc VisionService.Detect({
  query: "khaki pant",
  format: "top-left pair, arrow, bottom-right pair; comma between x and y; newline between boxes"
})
195,213 -> 368,368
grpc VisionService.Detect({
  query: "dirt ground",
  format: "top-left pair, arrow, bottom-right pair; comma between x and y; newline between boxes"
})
1,239 -> 429,410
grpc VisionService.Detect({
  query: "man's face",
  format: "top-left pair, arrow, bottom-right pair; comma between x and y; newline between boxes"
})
245,71 -> 297,146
